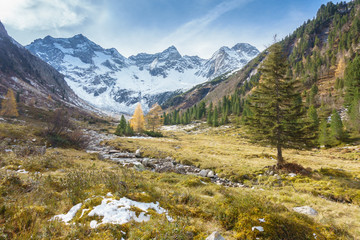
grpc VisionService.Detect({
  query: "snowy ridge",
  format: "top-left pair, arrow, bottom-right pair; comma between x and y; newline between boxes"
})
26,35 -> 259,114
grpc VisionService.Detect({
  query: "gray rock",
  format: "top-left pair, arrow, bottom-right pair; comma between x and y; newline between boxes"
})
293,206 -> 318,216
135,149 -> 141,157
199,169 -> 210,177
205,231 -> 225,240
207,170 -> 215,178
134,163 -> 146,172
155,161 -> 174,173
174,165 -> 186,174
142,158 -> 156,168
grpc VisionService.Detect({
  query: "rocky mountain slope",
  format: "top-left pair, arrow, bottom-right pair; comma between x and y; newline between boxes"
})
26,36 -> 259,114
0,21 -> 87,111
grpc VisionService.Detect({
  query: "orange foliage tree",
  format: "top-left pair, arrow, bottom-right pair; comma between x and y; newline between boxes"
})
145,103 -> 162,131
1,89 -> 19,117
130,103 -> 145,132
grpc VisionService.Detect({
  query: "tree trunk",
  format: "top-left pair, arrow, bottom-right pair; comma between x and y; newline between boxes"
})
277,144 -> 284,166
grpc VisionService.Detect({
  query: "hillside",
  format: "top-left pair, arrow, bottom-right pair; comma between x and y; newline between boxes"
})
0,22 -> 86,111
164,0 -> 360,116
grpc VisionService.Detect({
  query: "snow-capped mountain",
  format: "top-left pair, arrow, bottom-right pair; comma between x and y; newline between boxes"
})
26,35 -> 259,114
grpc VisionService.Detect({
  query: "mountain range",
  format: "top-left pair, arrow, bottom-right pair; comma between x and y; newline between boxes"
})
26,35 -> 259,114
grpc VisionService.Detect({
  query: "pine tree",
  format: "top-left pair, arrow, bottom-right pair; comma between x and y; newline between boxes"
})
207,102 -> 213,125
348,95 -> 360,132
330,109 -> 344,142
145,103 -> 162,131
305,105 -> 320,145
130,103 -> 145,132
344,54 -> 360,105
115,115 -> 127,136
212,107 -> 219,127
1,89 -> 19,117
246,43 -> 306,165
318,120 -> 329,147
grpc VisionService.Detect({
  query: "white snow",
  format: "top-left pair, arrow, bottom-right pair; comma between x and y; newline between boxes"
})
90,220 -> 98,229
52,203 -> 82,223
27,37 -> 259,115
252,226 -> 264,232
258,218 -> 266,223
51,194 -> 172,227
288,173 -> 297,177
16,169 -> 28,174
87,197 -> 172,227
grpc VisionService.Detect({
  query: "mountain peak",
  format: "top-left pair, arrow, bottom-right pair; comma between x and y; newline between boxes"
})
72,33 -> 88,40
160,45 -> 181,59
0,21 -> 9,37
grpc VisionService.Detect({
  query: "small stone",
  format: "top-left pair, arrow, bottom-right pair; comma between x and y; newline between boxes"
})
32,138 -> 36,142
205,231 -> 225,240
207,170 -> 215,178
293,206 -> 318,216
135,149 -> 141,157
199,169 -> 210,177
288,173 -> 297,177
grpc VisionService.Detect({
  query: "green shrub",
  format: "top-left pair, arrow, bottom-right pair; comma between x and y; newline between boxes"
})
144,130 -> 163,138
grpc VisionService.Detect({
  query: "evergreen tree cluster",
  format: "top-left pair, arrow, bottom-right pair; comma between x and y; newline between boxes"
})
163,92 -> 247,127
115,115 -> 134,136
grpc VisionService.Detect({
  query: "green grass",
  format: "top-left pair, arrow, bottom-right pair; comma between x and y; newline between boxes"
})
0,119 -> 359,239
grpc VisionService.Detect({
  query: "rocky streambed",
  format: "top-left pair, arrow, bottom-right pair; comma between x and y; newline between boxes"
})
85,130 -> 245,188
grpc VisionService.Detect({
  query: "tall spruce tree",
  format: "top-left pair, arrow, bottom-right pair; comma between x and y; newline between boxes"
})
330,109 -> 344,142
246,43 -> 306,165
115,115 -> 127,136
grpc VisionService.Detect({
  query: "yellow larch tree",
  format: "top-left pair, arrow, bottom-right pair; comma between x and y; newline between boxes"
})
1,89 -> 19,117
335,56 -> 346,79
145,103 -> 162,131
130,103 -> 145,132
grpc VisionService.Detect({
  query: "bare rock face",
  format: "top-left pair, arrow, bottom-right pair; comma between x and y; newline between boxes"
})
205,231 -> 225,240
293,206 -> 318,216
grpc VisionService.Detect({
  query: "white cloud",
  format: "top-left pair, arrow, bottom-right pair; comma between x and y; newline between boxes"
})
0,0 -> 97,30
158,0 -> 252,56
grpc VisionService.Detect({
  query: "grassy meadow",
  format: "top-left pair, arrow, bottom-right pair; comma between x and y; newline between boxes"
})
0,118 -> 359,239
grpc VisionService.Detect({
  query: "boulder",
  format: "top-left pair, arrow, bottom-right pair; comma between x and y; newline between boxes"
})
205,231 -> 225,240
199,169 -> 210,177
135,149 -> 141,158
293,206 -> 318,216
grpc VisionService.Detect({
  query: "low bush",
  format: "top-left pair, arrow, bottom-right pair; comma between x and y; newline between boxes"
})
143,130 -> 163,137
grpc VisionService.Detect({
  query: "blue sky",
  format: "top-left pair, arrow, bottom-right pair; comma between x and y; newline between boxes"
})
0,0 -> 334,58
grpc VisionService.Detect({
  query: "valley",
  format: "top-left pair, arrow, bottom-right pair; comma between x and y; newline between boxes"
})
1,0 -> 360,239
0,114 -> 359,239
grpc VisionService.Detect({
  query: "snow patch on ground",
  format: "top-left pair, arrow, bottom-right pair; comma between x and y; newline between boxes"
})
52,203 -> 82,223
252,226 -> 264,232
88,197 -> 172,228
51,193 -> 172,228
